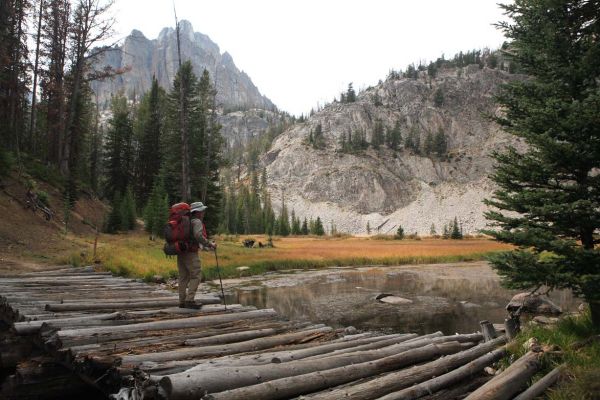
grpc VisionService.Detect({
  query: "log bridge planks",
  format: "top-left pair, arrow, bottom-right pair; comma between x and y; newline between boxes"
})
0,265 -> 550,400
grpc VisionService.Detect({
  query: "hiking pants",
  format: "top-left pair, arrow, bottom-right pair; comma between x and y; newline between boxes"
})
177,251 -> 201,303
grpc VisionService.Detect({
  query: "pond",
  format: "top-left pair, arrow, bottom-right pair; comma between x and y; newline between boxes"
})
223,262 -> 579,335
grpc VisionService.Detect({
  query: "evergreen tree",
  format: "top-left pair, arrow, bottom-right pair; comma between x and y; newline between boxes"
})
372,120 -> 385,149
346,83 -> 356,103
119,186 -> 137,231
105,190 -> 122,233
301,217 -> 309,235
278,197 -> 290,236
291,209 -> 301,235
433,128 -> 448,158
366,221 -> 371,234
450,217 -> 462,239
485,0 -> 600,326
104,94 -> 133,198
430,223 -> 437,236
136,76 -> 165,205
395,225 -> 405,240
423,131 -> 434,155
313,216 -> 325,236
442,223 -> 450,239
143,177 -> 168,240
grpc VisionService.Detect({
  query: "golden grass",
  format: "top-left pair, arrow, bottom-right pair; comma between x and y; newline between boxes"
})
82,232 -> 511,280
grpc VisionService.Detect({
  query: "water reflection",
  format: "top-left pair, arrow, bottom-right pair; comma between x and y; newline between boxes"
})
226,266 -> 579,335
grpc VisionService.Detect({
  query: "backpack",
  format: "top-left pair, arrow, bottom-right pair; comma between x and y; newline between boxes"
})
163,202 -> 196,256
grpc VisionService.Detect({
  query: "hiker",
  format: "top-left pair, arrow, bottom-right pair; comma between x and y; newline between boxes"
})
177,201 -> 216,309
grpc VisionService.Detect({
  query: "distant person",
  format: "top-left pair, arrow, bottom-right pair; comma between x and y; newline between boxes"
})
177,201 -> 215,309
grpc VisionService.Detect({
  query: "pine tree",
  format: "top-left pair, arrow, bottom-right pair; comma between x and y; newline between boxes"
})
372,120 -> 384,149
105,190 -> 122,233
484,0 -> 600,327
395,225 -> 404,240
291,210 -> 301,235
313,217 -> 325,236
346,83 -> 356,103
278,196 -> 290,236
104,94 -> 133,198
301,217 -> 309,235
119,186 -> 137,231
430,223 -> 437,236
423,131 -> 434,155
433,128 -> 448,158
136,76 -> 165,205
450,217 -> 462,239
366,221 -> 371,234
143,176 -> 168,239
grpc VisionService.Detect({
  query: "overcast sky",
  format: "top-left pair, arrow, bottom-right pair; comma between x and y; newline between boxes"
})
111,0 -> 510,116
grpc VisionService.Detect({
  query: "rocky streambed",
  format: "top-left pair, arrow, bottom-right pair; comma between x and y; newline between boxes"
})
218,261 -> 578,335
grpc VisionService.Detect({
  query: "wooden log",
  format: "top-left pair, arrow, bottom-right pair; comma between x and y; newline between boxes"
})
304,336 -> 506,400
136,334 -> 411,375
464,351 -> 541,400
504,317 -> 520,340
479,320 -> 497,342
183,328 -> 281,346
418,375 -> 492,400
160,334 -> 481,399
53,308 -> 278,339
45,297 -> 220,312
121,326 -> 333,364
202,342 -> 465,400
13,312 -> 122,335
512,364 -> 565,400
377,347 -> 507,399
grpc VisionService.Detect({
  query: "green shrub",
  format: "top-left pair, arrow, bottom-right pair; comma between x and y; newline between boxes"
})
36,190 -> 50,207
0,148 -> 14,180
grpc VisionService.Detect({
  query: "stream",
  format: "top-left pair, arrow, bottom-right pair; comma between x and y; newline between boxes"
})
223,262 -> 578,335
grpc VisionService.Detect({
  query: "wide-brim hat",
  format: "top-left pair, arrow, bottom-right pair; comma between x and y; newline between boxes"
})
190,201 -> 208,213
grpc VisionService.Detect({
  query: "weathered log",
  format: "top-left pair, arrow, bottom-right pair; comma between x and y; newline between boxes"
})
418,375 -> 492,400
512,364 -> 565,400
182,328 -> 282,346
504,317 -> 520,340
305,335 -> 506,400
135,334 -> 410,375
464,351 -> 541,400
53,308 -> 278,339
45,297 -> 220,312
160,334 -> 481,399
480,320 -> 497,342
13,312 -> 122,335
202,342 -> 465,400
377,347 -> 507,400
121,326 -> 333,364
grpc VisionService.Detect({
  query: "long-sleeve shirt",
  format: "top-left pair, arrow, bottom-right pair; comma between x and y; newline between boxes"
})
191,218 -> 211,248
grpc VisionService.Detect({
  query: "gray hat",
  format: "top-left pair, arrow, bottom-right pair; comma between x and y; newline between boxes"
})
190,201 -> 208,213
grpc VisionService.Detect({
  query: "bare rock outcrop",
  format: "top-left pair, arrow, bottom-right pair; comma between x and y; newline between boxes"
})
263,66 -> 521,234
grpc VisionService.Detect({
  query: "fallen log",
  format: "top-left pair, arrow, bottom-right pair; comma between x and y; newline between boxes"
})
183,328 -> 283,346
53,308 -> 278,339
13,312 -> 122,335
202,341 -> 465,400
377,347 -> 507,399
418,375 -> 492,400
305,336 -> 506,400
121,326 -> 333,364
464,351 -> 542,400
512,364 -> 565,400
45,297 -> 220,312
177,334 -> 418,375
159,334 -> 481,399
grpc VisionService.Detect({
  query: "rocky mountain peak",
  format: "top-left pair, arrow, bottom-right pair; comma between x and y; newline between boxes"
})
91,23 -> 274,112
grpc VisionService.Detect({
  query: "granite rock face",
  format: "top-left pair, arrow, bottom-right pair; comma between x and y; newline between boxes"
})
91,20 -> 274,112
263,67 -> 521,234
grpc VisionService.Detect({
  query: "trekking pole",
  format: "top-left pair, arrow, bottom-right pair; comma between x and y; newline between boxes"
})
213,246 -> 227,310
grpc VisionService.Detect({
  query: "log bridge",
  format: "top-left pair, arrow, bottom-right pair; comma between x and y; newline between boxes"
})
0,266 -> 548,399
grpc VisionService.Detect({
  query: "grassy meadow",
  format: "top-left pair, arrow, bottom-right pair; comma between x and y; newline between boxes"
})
70,232 -> 512,281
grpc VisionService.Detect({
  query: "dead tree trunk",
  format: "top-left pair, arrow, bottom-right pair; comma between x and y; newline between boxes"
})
464,351 -> 541,400
305,336 -> 505,400
512,364 -> 564,400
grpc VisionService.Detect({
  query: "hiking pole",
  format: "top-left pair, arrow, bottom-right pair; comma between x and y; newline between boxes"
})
213,246 -> 227,310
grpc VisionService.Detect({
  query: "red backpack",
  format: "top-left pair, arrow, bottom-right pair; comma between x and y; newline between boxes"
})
163,203 -> 197,255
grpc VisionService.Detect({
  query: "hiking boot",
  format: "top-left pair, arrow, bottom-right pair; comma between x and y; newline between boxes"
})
184,301 -> 201,309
